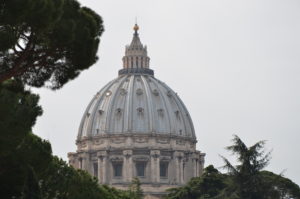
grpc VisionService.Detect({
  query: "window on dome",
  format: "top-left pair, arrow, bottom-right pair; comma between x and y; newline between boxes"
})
160,162 -> 168,178
136,162 -> 146,177
113,163 -> 123,177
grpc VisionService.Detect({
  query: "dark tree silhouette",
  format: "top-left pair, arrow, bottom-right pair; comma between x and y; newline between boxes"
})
0,0 -> 104,89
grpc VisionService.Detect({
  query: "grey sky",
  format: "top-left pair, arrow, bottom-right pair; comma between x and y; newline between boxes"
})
33,0 -> 300,185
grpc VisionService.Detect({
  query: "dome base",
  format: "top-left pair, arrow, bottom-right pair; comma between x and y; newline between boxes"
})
68,134 -> 205,197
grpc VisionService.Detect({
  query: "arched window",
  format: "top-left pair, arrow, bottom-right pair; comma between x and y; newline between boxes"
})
131,57 -> 133,68
136,57 -> 138,68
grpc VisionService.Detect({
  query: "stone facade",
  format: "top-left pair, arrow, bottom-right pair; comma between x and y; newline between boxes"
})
68,24 -> 205,198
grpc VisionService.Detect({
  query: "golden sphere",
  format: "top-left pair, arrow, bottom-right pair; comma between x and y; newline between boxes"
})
133,24 -> 139,31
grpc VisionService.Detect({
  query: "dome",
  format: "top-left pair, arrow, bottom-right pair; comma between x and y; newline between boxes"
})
69,25 -> 205,198
77,24 -> 196,141
77,74 -> 196,140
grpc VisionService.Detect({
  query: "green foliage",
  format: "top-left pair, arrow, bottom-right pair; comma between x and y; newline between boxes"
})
259,171 -> 300,199
0,80 -> 43,198
165,136 -> 300,199
0,80 -> 42,156
165,165 -> 227,199
0,0 -> 104,89
220,135 -> 272,199
128,177 -> 144,199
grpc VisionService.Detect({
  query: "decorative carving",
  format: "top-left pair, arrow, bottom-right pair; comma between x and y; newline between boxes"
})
111,138 -> 125,144
179,129 -> 183,135
152,89 -> 159,96
81,142 -> 87,148
97,150 -> 107,158
157,109 -> 164,117
123,150 -> 133,159
160,156 -> 171,161
167,90 -> 172,97
136,88 -> 143,95
136,107 -> 144,116
98,110 -> 104,115
110,156 -> 123,162
175,110 -> 180,119
150,150 -> 160,159
134,137 -> 148,143
93,139 -> 104,145
133,156 -> 149,162
105,90 -> 112,97
120,88 -> 127,96
115,108 -> 122,116
133,149 -> 150,155
157,138 -> 170,144
176,140 -> 185,145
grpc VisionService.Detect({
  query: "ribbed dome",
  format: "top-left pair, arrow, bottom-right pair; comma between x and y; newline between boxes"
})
77,24 -> 196,141
77,74 -> 196,140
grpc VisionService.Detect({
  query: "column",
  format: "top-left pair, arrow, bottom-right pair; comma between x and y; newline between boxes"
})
123,150 -> 133,183
97,157 -> 102,183
156,156 -> 160,183
175,157 -> 180,183
102,156 -> 107,184
180,160 -> 184,183
175,151 -> 184,184
97,151 -> 107,184
150,150 -> 160,183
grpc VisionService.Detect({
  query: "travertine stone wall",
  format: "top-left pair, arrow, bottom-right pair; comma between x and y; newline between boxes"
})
68,134 -> 205,198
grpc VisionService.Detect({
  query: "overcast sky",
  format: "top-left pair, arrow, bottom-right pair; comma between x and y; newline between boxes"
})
33,0 -> 300,185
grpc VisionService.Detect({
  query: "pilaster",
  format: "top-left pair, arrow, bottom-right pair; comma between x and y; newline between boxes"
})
150,150 -> 160,183
97,150 -> 108,184
123,149 -> 133,182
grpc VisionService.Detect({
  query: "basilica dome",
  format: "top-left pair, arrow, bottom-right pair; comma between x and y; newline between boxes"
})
69,24 -> 204,199
77,73 -> 196,140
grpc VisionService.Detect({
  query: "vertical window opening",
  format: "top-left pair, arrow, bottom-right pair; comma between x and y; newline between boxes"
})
79,158 -> 82,169
113,163 -> 123,177
136,162 -> 146,177
93,162 -> 98,178
160,162 -> 168,178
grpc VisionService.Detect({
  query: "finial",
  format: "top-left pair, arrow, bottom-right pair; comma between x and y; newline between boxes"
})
133,23 -> 139,33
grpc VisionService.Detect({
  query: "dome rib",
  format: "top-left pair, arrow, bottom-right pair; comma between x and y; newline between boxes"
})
78,79 -> 116,138
149,76 -> 172,134
105,76 -> 127,133
161,81 -> 195,138
140,76 -> 154,133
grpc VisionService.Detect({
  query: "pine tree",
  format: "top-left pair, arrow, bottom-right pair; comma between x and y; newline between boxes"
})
0,0 -> 104,89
